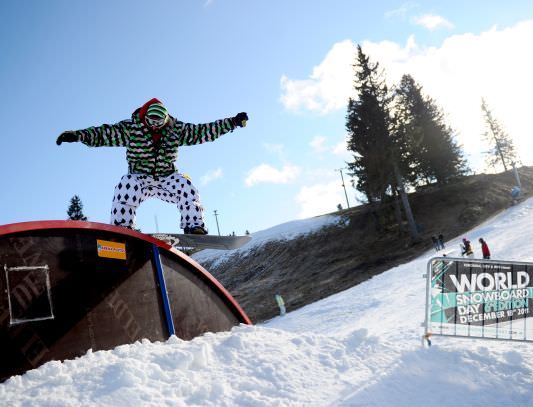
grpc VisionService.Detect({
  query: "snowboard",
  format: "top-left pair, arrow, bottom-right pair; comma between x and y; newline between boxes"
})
150,233 -> 252,250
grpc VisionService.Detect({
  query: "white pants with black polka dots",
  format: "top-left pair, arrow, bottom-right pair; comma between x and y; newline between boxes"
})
110,172 -> 206,231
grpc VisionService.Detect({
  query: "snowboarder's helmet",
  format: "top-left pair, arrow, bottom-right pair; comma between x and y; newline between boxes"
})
145,102 -> 168,128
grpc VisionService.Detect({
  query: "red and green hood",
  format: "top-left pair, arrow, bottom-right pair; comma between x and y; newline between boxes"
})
134,98 -> 165,123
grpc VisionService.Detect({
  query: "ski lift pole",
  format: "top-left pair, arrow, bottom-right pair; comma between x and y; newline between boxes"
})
213,210 -> 221,236
336,168 -> 350,209
393,161 -> 420,241
512,162 -> 522,190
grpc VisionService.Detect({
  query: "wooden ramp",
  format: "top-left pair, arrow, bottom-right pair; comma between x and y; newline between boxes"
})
0,220 -> 251,381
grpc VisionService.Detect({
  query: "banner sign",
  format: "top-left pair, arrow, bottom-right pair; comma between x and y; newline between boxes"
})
425,258 -> 533,341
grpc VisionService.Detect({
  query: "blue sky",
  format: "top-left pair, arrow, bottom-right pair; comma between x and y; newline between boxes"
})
1,1 -> 533,235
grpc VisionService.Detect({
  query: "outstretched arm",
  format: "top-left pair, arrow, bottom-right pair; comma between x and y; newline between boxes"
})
56,120 -> 131,147
174,112 -> 248,146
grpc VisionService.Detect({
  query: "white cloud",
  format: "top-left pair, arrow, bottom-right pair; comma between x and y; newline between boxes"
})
413,14 -> 454,30
280,40 -> 356,114
295,180 -> 346,218
332,138 -> 350,159
245,164 -> 301,187
280,20 -> 533,170
309,134 -> 351,161
200,168 -> 223,186
385,2 -> 418,20
310,136 -> 328,153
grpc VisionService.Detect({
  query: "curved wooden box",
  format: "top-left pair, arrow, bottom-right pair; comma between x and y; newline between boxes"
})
0,221 -> 251,381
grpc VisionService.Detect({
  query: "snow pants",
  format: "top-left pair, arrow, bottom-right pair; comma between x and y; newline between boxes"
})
110,172 -> 206,231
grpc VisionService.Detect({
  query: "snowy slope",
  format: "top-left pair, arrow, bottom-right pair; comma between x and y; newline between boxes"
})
192,214 -> 342,267
2,200 -> 533,406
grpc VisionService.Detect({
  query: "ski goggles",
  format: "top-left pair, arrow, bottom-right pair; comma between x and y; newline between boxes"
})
145,114 -> 167,129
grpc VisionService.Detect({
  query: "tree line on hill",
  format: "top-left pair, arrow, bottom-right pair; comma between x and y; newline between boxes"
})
345,44 -> 519,240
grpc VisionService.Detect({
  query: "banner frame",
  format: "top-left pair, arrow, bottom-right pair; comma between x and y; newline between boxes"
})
424,256 -> 533,344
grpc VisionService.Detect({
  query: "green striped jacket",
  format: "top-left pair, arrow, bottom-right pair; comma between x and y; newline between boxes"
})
76,114 -> 236,177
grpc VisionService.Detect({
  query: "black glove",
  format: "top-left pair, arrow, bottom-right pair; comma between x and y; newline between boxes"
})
56,131 -> 79,145
231,112 -> 248,128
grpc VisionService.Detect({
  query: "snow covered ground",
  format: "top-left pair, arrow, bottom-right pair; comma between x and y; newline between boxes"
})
2,200 -> 533,406
192,214 -> 342,267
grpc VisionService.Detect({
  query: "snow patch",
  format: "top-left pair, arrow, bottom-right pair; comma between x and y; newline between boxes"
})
192,214 -> 342,267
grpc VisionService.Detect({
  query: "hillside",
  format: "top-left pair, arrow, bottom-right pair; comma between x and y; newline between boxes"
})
194,167 -> 533,323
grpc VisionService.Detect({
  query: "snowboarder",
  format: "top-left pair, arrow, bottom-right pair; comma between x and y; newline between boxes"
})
461,238 -> 474,258
479,238 -> 491,259
56,98 -> 248,234
438,233 -> 445,250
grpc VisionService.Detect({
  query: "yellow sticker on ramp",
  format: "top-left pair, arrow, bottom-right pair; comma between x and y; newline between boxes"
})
97,240 -> 126,260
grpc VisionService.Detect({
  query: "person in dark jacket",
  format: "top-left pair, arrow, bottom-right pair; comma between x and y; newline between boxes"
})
461,238 -> 474,258
56,98 -> 248,234
479,238 -> 491,259
438,233 -> 445,250
431,236 -> 439,251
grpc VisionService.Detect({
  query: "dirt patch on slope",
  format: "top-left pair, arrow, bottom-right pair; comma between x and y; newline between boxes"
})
198,167 -> 533,323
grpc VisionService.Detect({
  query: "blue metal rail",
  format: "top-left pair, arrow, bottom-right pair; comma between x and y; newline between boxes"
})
152,244 -> 175,337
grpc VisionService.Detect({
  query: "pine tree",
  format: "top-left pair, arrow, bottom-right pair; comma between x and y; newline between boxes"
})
67,195 -> 88,221
393,74 -> 468,185
346,46 -> 419,240
481,98 -> 518,172
346,45 -> 394,204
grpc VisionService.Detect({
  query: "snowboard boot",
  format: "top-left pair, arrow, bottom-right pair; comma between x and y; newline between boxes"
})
184,226 -> 208,235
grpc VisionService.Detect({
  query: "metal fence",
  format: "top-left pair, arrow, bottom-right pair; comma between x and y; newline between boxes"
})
424,257 -> 533,343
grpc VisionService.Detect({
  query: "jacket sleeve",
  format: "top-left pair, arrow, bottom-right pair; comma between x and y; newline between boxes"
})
76,120 -> 131,147
171,117 -> 236,146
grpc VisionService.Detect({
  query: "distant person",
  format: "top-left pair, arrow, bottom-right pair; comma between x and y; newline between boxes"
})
479,238 -> 491,260
431,236 -> 440,251
461,238 -> 474,258
275,294 -> 286,316
438,233 -> 445,250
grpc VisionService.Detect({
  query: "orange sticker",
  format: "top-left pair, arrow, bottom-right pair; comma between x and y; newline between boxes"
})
97,240 -> 126,260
